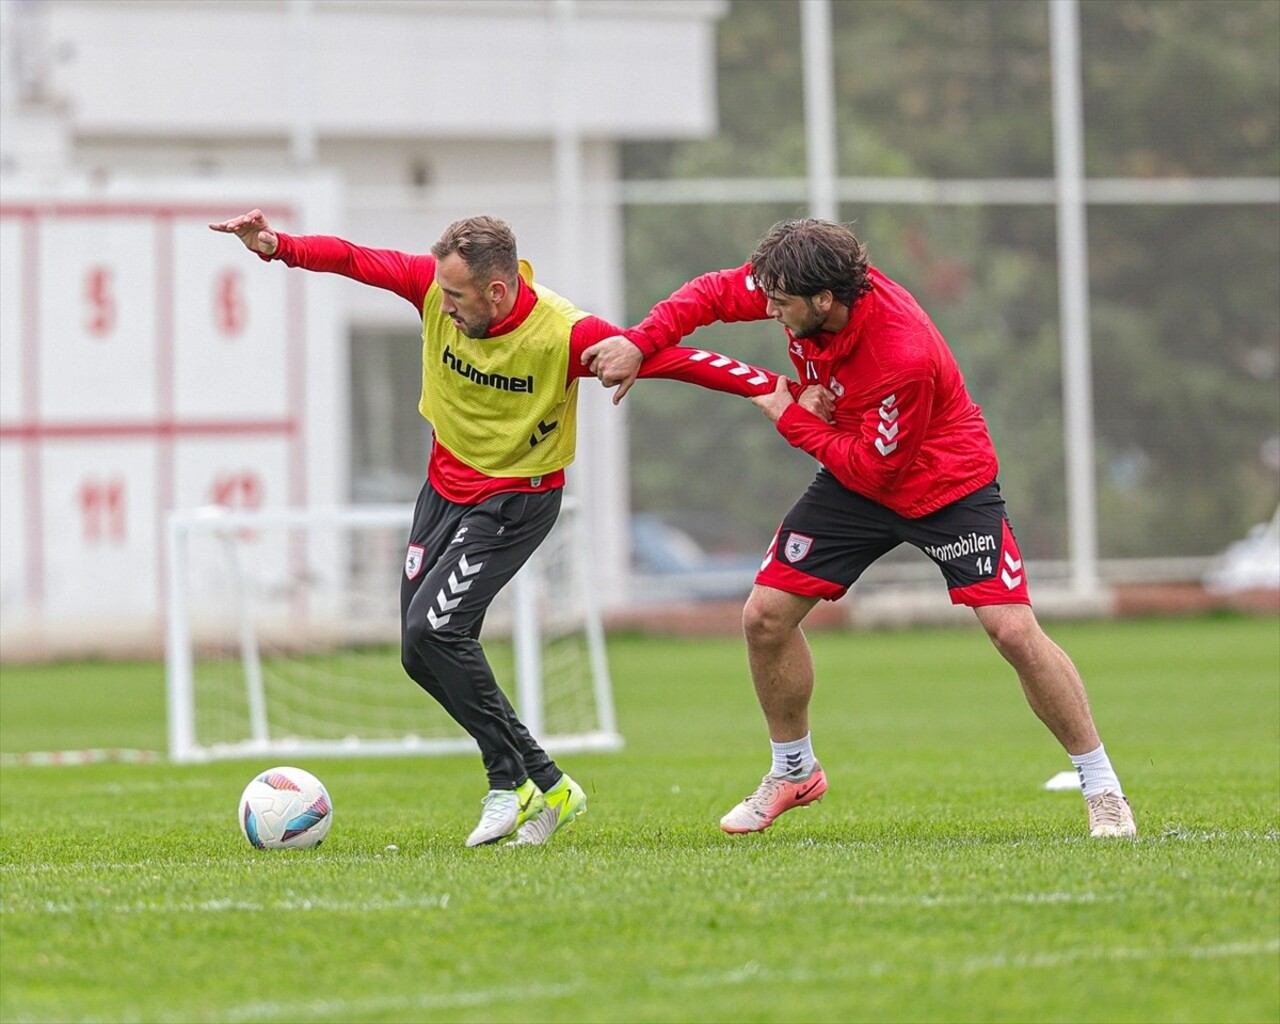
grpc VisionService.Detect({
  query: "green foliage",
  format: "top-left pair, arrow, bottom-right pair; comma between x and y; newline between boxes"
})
1089,204 -> 1280,553
623,202 -> 818,547
2,618 -> 1279,1023
831,0 -> 1057,178
1082,0 -> 1280,177
622,0 -> 1280,560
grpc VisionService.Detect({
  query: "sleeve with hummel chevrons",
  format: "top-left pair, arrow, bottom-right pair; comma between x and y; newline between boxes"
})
636,346 -> 778,397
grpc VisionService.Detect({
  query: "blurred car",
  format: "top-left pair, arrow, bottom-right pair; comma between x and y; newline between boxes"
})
1202,508 -> 1280,594
629,513 -> 763,603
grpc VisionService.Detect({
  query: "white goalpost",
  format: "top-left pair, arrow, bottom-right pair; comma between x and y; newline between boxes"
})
164,500 -> 621,763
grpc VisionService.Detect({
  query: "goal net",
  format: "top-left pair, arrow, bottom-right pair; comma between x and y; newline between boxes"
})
164,501 -> 621,763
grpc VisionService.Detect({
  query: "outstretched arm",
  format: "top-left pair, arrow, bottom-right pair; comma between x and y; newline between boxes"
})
571,317 -> 776,401
636,345 -> 777,398
209,209 -> 435,308
579,264 -> 772,403
634,349 -> 834,423
571,318 -> 831,419
625,264 -> 771,355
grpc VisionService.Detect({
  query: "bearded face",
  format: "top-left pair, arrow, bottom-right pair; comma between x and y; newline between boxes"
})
435,252 -> 503,339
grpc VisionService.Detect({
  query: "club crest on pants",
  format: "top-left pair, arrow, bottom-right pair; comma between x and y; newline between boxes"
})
405,544 -> 425,580
783,532 -> 813,563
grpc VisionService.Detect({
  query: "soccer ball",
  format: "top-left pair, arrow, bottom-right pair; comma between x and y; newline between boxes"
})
237,766 -> 333,849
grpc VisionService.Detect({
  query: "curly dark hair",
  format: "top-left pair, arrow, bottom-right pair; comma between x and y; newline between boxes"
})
431,215 -> 520,286
749,219 -> 871,307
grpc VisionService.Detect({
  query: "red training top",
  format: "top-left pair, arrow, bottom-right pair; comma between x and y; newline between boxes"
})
625,263 -> 999,518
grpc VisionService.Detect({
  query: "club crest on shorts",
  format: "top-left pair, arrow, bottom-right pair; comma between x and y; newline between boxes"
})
783,532 -> 813,563
405,544 -> 425,580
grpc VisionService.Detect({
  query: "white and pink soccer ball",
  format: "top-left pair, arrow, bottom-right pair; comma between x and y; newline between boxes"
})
237,766 -> 333,849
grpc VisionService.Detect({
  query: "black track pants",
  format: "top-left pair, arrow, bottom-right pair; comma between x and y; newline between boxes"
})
400,480 -> 563,791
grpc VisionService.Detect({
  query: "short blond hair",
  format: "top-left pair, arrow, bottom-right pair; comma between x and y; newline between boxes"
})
431,216 -> 519,286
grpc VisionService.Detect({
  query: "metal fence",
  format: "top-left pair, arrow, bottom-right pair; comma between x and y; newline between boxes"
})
618,0 -> 1280,597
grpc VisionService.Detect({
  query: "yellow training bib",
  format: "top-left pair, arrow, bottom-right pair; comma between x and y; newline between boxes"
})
418,264 -> 584,477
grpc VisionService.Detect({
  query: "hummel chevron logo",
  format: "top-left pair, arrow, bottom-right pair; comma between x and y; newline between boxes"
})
529,419 -> 558,447
876,394 -> 901,455
1001,552 -> 1024,589
688,349 -> 770,386
427,554 -> 486,628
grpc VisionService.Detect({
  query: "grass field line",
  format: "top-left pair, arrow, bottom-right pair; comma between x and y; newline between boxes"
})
0,888 -> 1118,916
846,889 -> 1119,906
208,938 -> 1280,1024
949,938 -> 1280,974
220,981 -> 582,1024
653,939 -> 1280,991
0,893 -> 453,914
5,821 -> 1275,878
0,749 -> 161,767
0,851 -> 414,875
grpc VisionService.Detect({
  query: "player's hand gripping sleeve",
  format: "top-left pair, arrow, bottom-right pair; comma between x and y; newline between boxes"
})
776,377 -> 934,499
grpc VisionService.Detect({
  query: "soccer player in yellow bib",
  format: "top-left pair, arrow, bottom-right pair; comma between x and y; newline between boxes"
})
211,209 -> 780,846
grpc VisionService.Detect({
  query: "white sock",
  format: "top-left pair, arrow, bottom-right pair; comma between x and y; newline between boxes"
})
770,734 -> 816,778
1069,744 -> 1123,799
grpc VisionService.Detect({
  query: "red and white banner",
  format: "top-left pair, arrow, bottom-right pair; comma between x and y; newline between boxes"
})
0,180 -> 343,654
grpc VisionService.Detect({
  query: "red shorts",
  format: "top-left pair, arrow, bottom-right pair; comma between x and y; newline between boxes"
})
755,473 -> 1032,607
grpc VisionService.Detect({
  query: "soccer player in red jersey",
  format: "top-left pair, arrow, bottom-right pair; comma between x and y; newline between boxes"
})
211,209 -> 779,847
585,218 -> 1136,839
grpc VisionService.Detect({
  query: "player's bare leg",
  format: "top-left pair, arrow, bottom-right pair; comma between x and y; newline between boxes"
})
974,603 -> 1136,837
974,603 -> 1098,754
742,585 -> 820,741
721,586 -> 828,833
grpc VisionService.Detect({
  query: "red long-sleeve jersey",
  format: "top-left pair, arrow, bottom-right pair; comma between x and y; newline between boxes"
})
265,234 -> 779,503
626,263 -> 999,518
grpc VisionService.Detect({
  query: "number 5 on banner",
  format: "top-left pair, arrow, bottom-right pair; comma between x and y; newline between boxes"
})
213,268 -> 246,337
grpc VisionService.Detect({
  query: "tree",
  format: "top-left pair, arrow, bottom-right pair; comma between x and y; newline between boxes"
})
623,0 -> 1280,560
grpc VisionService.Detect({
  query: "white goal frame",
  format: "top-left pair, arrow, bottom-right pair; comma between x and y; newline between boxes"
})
164,501 -> 621,763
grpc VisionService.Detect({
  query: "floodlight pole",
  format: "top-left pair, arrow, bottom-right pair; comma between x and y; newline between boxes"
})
1050,0 -> 1102,596
553,0 -> 584,290
550,0 -> 628,609
287,0 -> 317,166
801,0 -> 839,221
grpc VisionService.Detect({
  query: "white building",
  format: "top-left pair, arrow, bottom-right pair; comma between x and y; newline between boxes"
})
0,0 -> 727,656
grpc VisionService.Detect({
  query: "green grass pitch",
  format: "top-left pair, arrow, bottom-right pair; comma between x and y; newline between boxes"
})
1,615 -> 1277,1023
